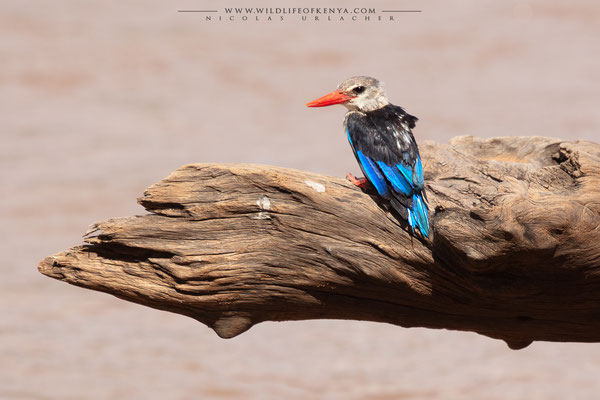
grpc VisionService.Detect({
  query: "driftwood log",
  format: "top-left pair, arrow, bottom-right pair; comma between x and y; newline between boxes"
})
39,136 -> 600,350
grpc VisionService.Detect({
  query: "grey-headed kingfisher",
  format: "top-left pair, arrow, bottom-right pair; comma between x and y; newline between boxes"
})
307,76 -> 429,238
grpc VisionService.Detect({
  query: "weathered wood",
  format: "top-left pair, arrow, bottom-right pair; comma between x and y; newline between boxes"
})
38,136 -> 600,349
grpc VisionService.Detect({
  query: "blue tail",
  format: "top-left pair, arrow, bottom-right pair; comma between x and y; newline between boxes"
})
410,193 -> 429,238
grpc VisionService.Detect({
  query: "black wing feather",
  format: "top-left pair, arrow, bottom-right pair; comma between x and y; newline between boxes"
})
345,104 -> 420,170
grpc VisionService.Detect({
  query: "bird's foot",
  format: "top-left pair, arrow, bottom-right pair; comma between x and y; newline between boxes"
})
346,174 -> 368,189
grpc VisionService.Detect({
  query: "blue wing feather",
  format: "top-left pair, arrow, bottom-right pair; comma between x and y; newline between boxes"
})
396,163 -> 413,186
377,161 -> 412,196
413,156 -> 424,188
356,151 -> 389,197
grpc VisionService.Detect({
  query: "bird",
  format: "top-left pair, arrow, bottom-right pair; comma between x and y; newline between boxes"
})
306,76 -> 429,238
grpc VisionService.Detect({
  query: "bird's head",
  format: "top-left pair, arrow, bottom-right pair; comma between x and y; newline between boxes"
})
306,76 -> 389,112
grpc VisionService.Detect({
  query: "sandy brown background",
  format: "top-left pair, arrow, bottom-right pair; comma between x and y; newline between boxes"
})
2,0 -> 600,399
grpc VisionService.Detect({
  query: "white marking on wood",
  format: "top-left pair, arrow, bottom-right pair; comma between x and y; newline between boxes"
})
256,195 -> 271,210
304,180 -> 326,193
254,195 -> 271,219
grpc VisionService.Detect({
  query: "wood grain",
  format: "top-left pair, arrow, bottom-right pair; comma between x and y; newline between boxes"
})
38,136 -> 600,349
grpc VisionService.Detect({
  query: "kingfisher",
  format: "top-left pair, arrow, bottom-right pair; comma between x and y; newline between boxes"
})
306,76 -> 429,238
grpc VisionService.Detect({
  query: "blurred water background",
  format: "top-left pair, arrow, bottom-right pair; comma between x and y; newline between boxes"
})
2,1 -> 600,399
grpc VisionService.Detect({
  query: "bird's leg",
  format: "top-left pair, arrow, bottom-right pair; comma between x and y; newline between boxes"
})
346,173 -> 368,189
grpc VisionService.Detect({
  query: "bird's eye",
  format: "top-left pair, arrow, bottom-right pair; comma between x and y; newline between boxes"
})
353,86 -> 366,94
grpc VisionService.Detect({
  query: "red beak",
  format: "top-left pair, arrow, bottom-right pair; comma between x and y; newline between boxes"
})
306,90 -> 351,107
